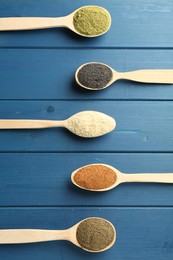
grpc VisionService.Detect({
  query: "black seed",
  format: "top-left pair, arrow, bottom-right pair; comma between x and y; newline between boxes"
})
77,63 -> 113,89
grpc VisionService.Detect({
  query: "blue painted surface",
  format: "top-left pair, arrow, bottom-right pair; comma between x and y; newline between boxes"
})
0,0 -> 173,259
1,49 -> 173,100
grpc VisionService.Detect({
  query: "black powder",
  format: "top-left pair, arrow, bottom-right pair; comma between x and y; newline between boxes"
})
77,63 -> 113,90
76,218 -> 115,251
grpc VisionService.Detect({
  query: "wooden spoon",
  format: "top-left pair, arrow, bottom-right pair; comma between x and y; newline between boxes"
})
0,6 -> 111,37
0,217 -> 116,252
71,163 -> 173,191
0,111 -> 116,138
75,62 -> 173,90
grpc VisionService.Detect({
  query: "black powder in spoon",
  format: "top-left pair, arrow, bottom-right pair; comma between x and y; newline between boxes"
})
77,63 -> 113,90
76,218 -> 115,251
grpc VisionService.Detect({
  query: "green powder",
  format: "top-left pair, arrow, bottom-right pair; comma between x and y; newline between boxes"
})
73,6 -> 111,36
76,218 -> 115,251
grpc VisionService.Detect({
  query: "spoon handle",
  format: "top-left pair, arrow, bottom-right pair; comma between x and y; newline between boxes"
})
0,17 -> 67,30
0,120 -> 65,129
117,70 -> 173,84
0,229 -> 67,244
125,173 -> 173,183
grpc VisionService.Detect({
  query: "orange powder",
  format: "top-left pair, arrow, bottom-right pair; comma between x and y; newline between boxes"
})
74,164 -> 116,190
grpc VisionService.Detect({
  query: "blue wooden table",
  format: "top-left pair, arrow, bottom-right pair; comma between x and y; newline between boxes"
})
0,0 -> 173,259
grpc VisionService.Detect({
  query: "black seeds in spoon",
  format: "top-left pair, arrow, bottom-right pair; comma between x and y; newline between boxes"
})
77,63 -> 113,90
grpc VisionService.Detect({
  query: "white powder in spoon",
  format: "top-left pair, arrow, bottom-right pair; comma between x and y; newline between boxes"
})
66,111 -> 116,138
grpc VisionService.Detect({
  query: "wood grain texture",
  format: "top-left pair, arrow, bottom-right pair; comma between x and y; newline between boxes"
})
0,101 -> 171,152
0,0 -> 173,259
0,49 -> 173,100
0,153 -> 172,207
0,208 -> 173,260
0,0 -> 173,48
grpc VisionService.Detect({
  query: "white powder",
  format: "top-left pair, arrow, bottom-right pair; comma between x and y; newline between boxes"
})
66,111 -> 116,138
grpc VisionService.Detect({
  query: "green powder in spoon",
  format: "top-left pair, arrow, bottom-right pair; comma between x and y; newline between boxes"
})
76,218 -> 115,251
73,6 -> 111,36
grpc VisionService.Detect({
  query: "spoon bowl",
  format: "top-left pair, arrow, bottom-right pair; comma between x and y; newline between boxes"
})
0,6 -> 111,37
71,163 -> 173,191
0,217 -> 116,252
69,6 -> 111,37
65,111 -> 116,137
75,62 -> 173,90
71,217 -> 116,252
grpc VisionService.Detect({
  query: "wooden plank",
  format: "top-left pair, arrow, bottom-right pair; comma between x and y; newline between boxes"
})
0,1 -> 172,260
0,153 -> 173,206
0,0 -> 173,48
0,207 -> 172,259
0,100 -> 172,152
0,49 -> 173,100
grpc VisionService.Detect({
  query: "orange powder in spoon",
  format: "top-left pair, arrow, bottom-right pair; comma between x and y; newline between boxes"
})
73,164 -> 116,190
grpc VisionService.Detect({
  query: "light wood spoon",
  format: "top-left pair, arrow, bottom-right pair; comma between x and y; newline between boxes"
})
75,62 -> 173,90
0,217 -> 116,252
0,111 -> 116,138
0,6 -> 111,37
71,163 -> 173,191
